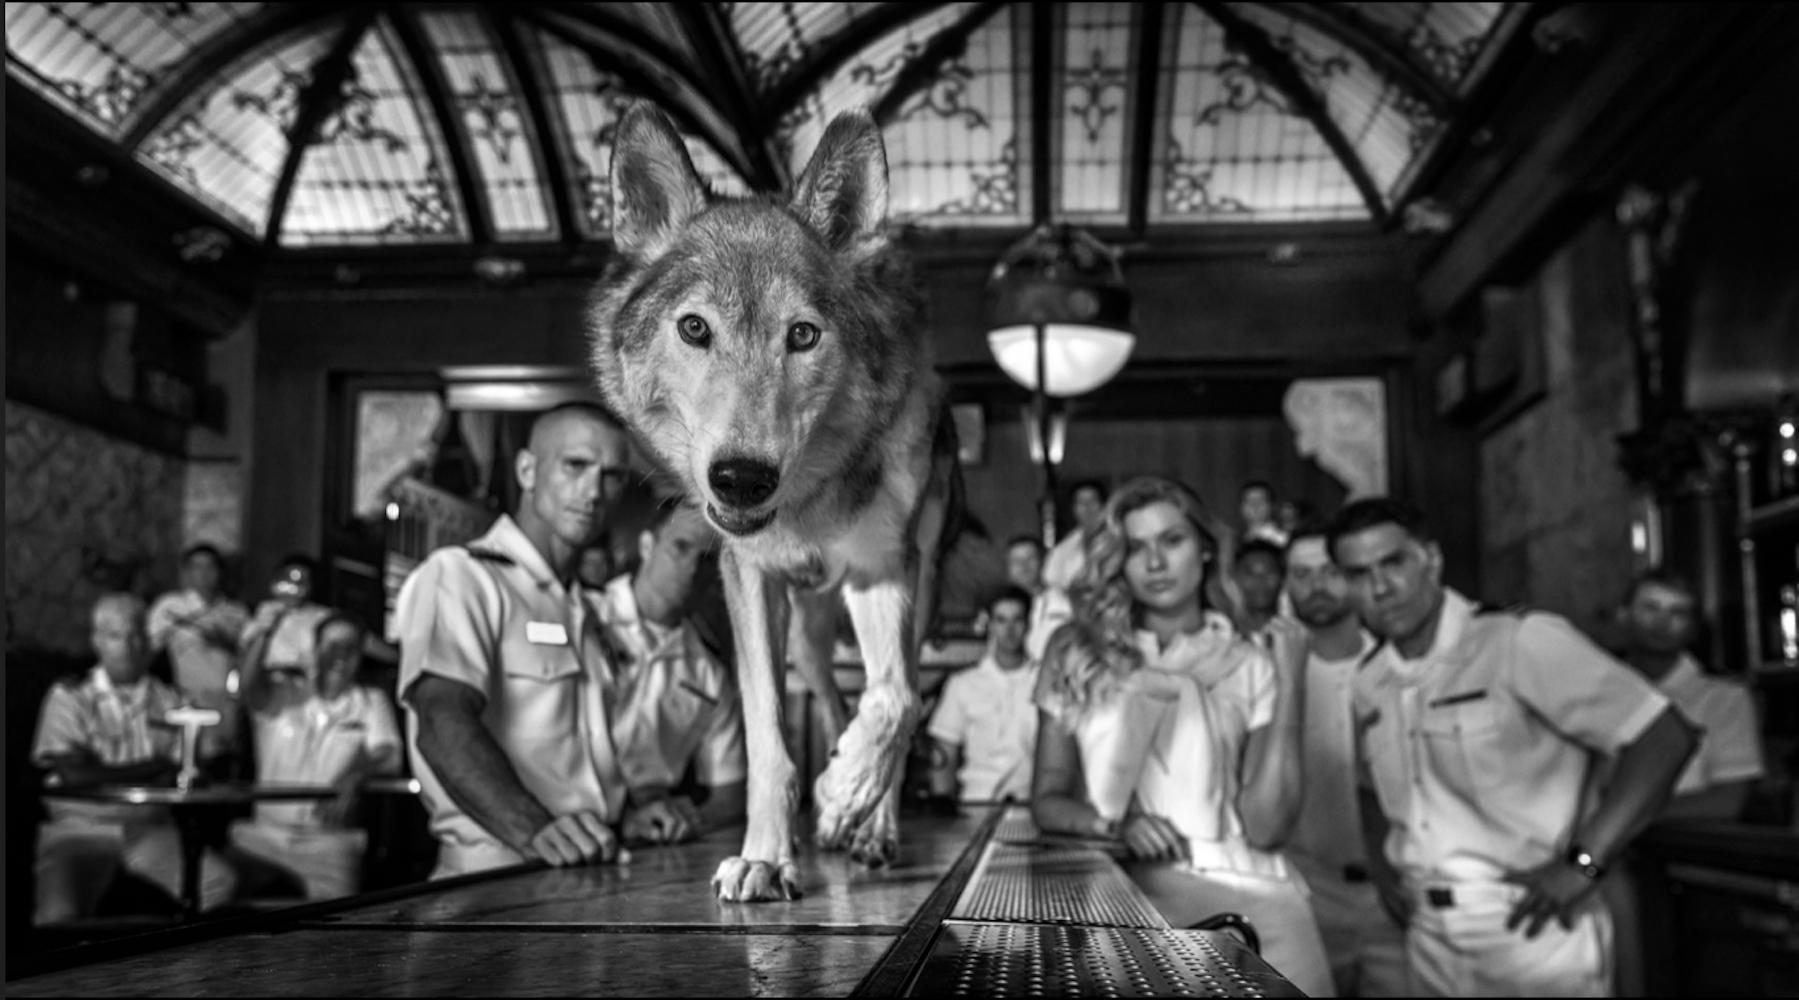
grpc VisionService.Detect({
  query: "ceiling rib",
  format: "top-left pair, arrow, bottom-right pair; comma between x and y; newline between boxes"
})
1126,1 -> 1168,236
491,8 -> 578,246
1198,0 -> 1389,225
1259,1 -> 1454,113
1029,0 -> 1054,224
120,4 -> 357,149
672,3 -> 790,192
263,9 -> 379,245
761,2 -> 951,129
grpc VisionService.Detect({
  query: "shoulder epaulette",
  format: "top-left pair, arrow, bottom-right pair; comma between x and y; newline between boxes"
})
463,545 -> 515,566
1474,602 -> 1531,618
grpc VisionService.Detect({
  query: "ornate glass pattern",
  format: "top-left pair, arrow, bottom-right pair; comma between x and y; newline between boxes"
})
731,1 -> 884,95
1346,2 -> 1505,93
136,26 -> 339,235
523,25 -> 747,240
4,2 -> 258,138
418,8 -> 555,240
1053,2 -> 1133,223
1151,4 -> 1367,223
279,17 -> 468,246
1229,2 -> 1429,199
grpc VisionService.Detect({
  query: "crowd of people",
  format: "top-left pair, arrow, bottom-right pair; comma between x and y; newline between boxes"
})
27,400 -> 1769,998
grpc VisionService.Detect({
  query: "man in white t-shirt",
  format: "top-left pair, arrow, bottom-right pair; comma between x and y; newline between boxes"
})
1041,479 -> 1108,592
230,612 -> 402,900
1617,568 -> 1766,820
596,490 -> 746,845
1282,525 -> 1406,997
926,587 -> 1040,803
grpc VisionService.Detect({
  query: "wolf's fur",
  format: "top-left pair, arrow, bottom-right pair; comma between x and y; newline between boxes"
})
585,102 -> 960,901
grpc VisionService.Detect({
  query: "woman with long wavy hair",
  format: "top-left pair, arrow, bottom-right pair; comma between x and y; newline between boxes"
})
1030,475 -> 1332,996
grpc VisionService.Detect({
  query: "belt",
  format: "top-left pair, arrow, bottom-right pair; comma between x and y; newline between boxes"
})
1342,863 -> 1369,884
1426,886 -> 1455,908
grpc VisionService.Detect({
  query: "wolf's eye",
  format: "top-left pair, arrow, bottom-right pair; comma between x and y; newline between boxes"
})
676,314 -> 712,348
786,321 -> 821,352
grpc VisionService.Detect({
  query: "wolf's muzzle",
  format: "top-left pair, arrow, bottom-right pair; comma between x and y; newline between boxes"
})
708,457 -> 780,508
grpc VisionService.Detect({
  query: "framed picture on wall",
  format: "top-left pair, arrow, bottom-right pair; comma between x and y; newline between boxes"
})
952,403 -> 985,466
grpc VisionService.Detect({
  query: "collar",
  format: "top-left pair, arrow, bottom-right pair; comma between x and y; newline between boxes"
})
478,514 -> 568,592
979,652 -> 1039,679
1393,587 -> 1473,666
1657,652 -> 1707,697
90,665 -> 152,705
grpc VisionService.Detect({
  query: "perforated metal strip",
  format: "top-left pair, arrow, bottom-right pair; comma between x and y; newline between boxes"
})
993,810 -> 1040,844
953,842 -> 1168,928
908,922 -> 1303,997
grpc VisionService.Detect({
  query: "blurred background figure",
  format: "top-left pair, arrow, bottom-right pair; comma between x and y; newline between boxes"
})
148,544 -> 251,759
926,586 -> 1040,805
1238,480 -> 1290,548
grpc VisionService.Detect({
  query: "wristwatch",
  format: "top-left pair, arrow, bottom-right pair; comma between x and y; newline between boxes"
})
1565,843 -> 1606,880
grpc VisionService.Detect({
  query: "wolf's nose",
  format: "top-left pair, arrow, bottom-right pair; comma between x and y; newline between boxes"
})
709,458 -> 779,508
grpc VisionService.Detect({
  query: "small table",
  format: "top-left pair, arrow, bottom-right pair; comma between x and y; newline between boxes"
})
44,782 -> 338,920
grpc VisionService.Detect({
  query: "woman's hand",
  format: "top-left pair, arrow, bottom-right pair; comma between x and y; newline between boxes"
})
1262,615 -> 1309,678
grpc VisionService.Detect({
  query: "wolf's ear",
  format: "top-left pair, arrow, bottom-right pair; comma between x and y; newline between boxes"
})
610,102 -> 709,258
790,109 -> 889,252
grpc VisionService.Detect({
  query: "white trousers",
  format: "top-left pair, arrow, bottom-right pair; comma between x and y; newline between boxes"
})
1291,858 -> 1409,997
1405,881 -> 1612,997
35,818 -> 237,924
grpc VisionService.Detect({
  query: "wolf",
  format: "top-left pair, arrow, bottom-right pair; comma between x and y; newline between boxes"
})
585,102 -> 961,902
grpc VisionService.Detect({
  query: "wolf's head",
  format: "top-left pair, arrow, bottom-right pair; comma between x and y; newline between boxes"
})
586,103 -> 926,538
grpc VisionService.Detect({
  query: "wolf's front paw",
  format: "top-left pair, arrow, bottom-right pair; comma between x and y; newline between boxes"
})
813,753 -> 896,852
846,799 -> 899,868
712,856 -> 802,902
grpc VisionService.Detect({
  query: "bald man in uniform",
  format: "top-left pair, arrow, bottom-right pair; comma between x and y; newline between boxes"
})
397,402 -> 682,877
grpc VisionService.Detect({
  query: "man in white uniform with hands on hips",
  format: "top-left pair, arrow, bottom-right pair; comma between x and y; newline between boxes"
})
396,402 -> 682,877
1327,497 -> 1696,997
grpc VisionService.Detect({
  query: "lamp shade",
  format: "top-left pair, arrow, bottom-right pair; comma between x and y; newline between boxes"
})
984,224 -> 1137,398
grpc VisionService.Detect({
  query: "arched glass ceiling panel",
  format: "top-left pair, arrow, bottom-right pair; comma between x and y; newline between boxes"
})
1052,2 -> 1136,225
1347,2 -> 1506,94
1151,4 -> 1367,223
4,2 -> 259,139
731,1 -> 887,95
280,17 -> 469,247
417,8 -> 555,241
795,2 -> 1025,228
135,25 -> 339,236
1228,3 -> 1435,199
522,24 -> 748,240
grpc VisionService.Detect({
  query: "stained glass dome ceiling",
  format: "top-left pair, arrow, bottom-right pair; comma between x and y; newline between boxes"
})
5,2 -> 1527,249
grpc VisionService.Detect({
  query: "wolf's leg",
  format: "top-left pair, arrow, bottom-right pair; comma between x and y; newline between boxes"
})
847,778 -> 903,867
711,548 -> 801,902
814,575 -> 920,854
788,587 -> 849,757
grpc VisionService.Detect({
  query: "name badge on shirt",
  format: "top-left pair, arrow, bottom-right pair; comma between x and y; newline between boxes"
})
525,621 -> 569,646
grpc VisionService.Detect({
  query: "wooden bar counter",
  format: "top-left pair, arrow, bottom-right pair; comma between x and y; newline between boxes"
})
6,806 -> 1304,997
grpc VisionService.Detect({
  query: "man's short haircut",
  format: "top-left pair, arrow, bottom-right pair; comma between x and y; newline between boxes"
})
527,400 -> 625,448
987,585 -> 1036,616
181,542 -> 224,565
313,610 -> 367,650
1324,497 -> 1433,555
92,591 -> 145,626
1282,516 -> 1334,555
1625,565 -> 1697,607
1005,533 -> 1046,556
1239,479 -> 1275,499
1068,478 -> 1109,503
1235,537 -> 1285,567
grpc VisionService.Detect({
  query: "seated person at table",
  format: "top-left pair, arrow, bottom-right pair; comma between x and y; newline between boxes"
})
31,592 -> 239,923
229,611 -> 402,900
1031,476 -> 1333,997
148,543 -> 251,749
926,586 -> 1040,804
238,553 -> 332,676
596,486 -> 746,844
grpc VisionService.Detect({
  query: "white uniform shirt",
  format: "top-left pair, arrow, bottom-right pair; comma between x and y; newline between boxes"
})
146,589 -> 250,698
593,575 -> 746,794
250,684 -> 401,828
1658,653 -> 1765,797
1352,589 -> 1669,886
925,654 -> 1040,802
1025,587 -> 1072,664
1047,613 -> 1287,877
396,514 -> 627,876
1288,632 -> 1377,874
32,667 -> 184,824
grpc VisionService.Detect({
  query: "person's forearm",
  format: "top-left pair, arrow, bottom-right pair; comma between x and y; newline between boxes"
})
1578,709 -> 1698,862
1238,677 -> 1304,846
1033,790 -> 1114,837
55,757 -> 176,787
417,710 -> 554,854
1659,781 -> 1753,823
927,739 -> 962,798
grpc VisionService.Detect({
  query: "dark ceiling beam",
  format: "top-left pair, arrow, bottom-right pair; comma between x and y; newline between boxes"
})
1030,0 -> 1054,223
263,9 -> 379,246
519,7 -> 759,187
120,4 -> 358,149
1196,1 -> 1388,226
870,1 -> 1010,126
1125,1 -> 1168,236
763,2 -> 951,124
388,6 -> 493,245
1257,1 -> 1453,114
491,9 -> 580,245
672,3 -> 790,192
